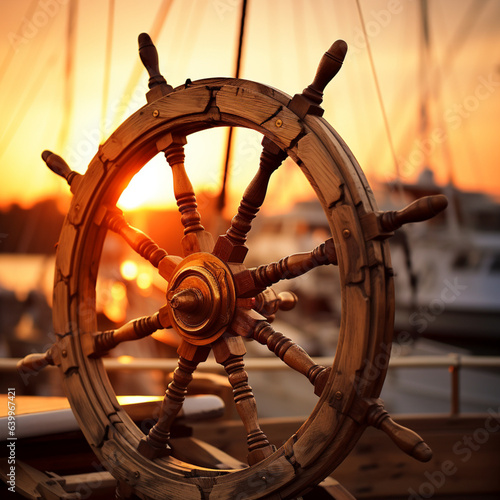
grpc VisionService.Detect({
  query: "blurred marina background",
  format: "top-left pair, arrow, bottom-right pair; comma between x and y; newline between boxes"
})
1,0 -> 499,419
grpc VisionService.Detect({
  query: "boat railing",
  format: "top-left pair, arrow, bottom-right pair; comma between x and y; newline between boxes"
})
1,354 -> 499,416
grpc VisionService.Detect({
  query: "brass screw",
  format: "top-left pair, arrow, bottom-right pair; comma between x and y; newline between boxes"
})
342,229 -> 351,239
334,391 -> 343,400
152,109 -> 160,118
61,349 -> 67,358
275,118 -> 283,128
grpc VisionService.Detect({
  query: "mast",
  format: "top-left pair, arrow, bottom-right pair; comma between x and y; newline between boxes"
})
57,0 -> 78,153
419,0 -> 461,237
217,0 -> 249,216
419,0 -> 432,175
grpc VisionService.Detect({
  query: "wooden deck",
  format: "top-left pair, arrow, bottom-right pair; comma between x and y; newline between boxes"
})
1,393 -> 499,499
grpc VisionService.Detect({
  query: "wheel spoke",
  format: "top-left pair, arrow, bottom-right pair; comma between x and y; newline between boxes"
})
212,137 -> 287,263
212,334 -> 275,465
253,288 -> 298,322
234,238 -> 337,297
138,342 -> 210,459
86,310 -> 170,358
231,309 -> 329,396
103,207 -> 179,272
17,348 -> 56,375
159,133 -> 214,255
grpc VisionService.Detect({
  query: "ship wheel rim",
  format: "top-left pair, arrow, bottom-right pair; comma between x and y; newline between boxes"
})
53,77 -> 394,499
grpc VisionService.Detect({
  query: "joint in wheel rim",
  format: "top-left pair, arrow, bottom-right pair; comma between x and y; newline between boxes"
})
16,29 -> 447,500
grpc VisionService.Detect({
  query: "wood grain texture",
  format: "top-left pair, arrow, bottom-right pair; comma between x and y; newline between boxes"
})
216,85 -> 303,147
50,75 -> 395,499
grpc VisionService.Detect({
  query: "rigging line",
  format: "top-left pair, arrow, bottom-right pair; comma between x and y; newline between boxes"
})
0,2 -> 59,115
265,1 -> 275,82
354,0 -> 403,193
217,0 -> 248,213
434,0 -> 484,190
170,0 -> 202,83
0,48 -> 56,146
356,0 -> 490,197
437,0 -> 491,81
110,0 -> 174,133
57,0 -> 78,153
0,51 -> 59,163
233,0 -> 248,80
165,0 -> 195,78
0,0 -> 39,88
0,12 -> 65,147
291,0 -> 306,86
431,0 -> 475,241
100,0 -> 115,142
419,0 -> 461,239
383,0 -> 490,165
419,0 -> 431,169
422,0 -> 453,184
415,0 -> 490,137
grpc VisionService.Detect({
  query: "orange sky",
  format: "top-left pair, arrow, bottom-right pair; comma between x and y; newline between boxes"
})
1,0 -> 499,214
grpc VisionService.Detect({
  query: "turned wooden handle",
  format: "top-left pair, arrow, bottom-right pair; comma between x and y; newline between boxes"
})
380,194 -> 448,232
103,208 -> 168,268
252,238 -> 336,289
379,416 -> 433,462
17,351 -> 53,374
138,32 -> 167,89
303,40 -> 348,104
366,401 -> 432,462
91,313 -> 164,357
277,291 -> 298,311
252,289 -> 297,321
42,150 -> 78,185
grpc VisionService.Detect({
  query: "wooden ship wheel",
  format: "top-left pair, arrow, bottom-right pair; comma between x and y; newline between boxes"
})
19,33 -> 448,499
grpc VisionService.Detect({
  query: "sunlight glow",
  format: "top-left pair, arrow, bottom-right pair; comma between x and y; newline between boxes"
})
152,329 -> 181,348
97,278 -> 128,323
111,281 -> 127,300
117,355 -> 134,365
117,395 -> 163,405
1,2 -> 499,208
120,260 -> 138,281
136,272 -> 152,290
104,302 -> 126,324
115,128 -> 254,213
117,155 -> 175,211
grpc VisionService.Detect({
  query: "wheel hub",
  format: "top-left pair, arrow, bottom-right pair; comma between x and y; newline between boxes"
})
165,253 -> 236,345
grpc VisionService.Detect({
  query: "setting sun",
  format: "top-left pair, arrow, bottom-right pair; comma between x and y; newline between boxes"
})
3,3 -> 500,497
117,155 -> 176,211
1,2 -> 499,211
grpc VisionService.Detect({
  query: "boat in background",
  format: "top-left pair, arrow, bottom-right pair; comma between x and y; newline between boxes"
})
384,168 -> 500,347
247,169 -> 500,351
